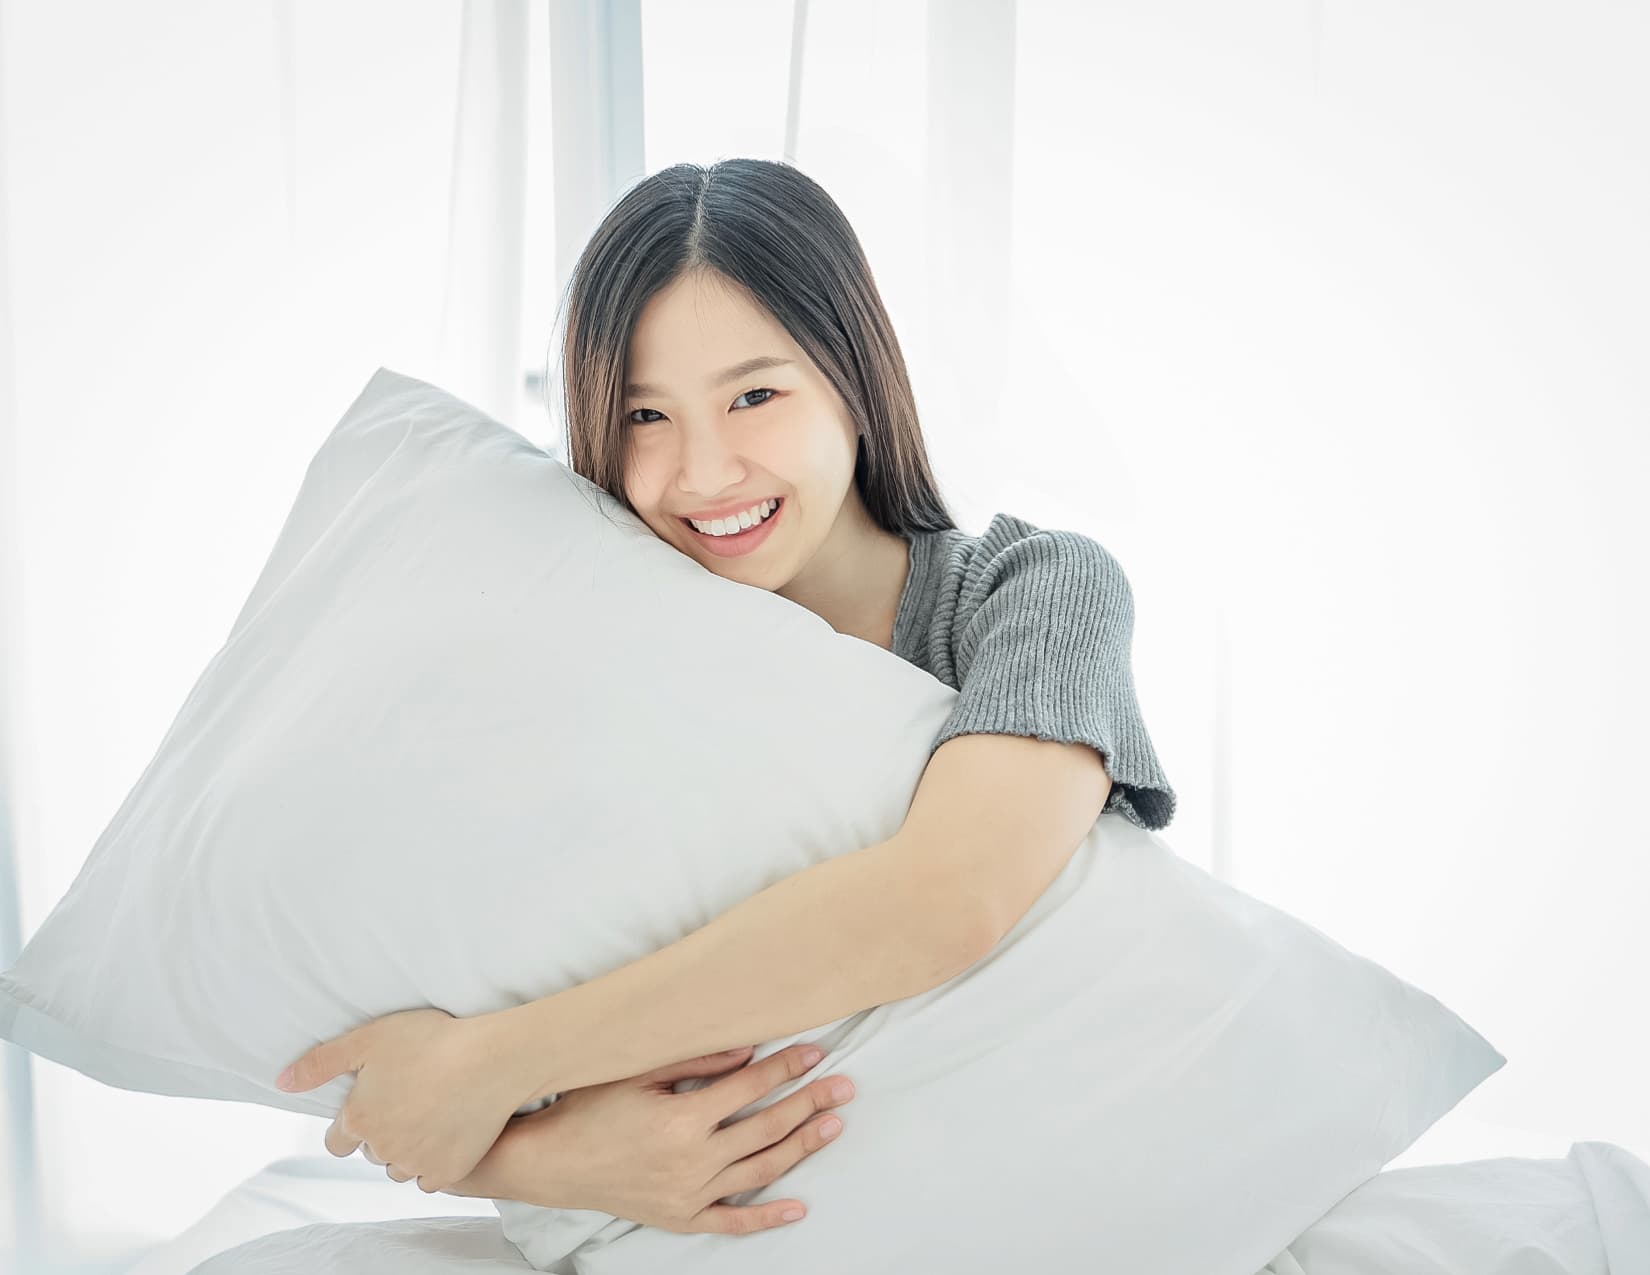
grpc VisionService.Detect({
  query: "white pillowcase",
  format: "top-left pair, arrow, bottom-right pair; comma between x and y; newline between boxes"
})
0,367 -> 1505,1274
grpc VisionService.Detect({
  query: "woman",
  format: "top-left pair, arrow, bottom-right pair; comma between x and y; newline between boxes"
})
276,157 -> 1176,1235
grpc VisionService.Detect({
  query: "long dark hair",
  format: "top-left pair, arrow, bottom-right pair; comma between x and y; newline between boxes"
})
549,158 -> 956,536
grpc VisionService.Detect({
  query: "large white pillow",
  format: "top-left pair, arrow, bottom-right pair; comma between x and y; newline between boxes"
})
0,367 -> 1505,1274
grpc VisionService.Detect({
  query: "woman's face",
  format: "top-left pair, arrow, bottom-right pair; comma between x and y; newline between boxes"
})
620,270 -> 864,591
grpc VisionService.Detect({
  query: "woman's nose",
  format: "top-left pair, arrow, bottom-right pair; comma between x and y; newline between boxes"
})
673,427 -> 748,498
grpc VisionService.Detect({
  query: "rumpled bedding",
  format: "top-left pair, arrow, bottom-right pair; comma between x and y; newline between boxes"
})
139,1137 -> 1650,1275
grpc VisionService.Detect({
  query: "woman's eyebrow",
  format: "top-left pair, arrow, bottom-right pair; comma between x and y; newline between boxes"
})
626,355 -> 795,397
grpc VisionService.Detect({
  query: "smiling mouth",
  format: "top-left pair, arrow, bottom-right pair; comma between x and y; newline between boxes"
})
679,497 -> 783,537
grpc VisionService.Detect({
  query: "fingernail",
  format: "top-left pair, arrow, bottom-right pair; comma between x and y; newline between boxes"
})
801,1046 -> 824,1067
819,1117 -> 842,1139
782,1206 -> 806,1222
275,1067 -> 295,1091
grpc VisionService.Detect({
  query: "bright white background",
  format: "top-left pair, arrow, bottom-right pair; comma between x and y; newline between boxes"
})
0,1 -> 1645,1271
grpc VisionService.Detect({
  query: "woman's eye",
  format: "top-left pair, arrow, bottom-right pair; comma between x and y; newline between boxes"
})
625,387 -> 776,427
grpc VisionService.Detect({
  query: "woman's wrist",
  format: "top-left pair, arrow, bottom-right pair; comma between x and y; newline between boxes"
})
487,998 -> 567,1106
441,1110 -> 573,1208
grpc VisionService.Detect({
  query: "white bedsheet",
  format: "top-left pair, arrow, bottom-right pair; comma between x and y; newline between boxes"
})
120,1156 -> 498,1275
121,1114 -> 1650,1275
1258,1142 -> 1650,1274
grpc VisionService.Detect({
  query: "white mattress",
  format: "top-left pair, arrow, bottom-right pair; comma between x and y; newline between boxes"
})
123,1112 -> 1650,1275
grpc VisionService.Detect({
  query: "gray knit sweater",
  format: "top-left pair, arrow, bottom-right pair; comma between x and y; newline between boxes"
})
891,512 -> 1177,832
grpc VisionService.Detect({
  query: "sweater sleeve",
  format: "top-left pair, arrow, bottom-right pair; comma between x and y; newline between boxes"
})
930,517 -> 1177,831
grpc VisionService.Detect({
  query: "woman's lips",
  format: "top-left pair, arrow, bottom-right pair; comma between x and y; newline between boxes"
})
681,497 -> 786,558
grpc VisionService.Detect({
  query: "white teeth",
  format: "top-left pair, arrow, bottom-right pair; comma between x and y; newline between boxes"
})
688,499 -> 778,536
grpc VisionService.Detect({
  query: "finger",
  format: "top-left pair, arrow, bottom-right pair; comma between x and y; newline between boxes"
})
323,1118 -> 362,1159
714,1070 -> 853,1163
701,1043 -> 827,1123
359,1143 -> 386,1166
690,1198 -> 810,1235
706,1106 -> 846,1209
386,1163 -> 415,1184
276,1034 -> 357,1093
642,1046 -> 756,1087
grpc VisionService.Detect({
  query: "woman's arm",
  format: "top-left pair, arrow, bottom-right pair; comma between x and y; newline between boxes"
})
492,834 -> 994,1103
440,1112 -> 565,1206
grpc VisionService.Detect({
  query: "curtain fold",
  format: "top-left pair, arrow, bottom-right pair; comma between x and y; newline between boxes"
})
0,0 -> 42,1251
435,0 -> 531,429
923,0 -> 1016,457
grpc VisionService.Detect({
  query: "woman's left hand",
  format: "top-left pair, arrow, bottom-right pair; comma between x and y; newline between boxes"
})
274,1006 -> 533,1193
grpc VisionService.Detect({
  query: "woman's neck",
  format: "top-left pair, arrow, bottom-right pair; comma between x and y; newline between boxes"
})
777,502 -> 911,652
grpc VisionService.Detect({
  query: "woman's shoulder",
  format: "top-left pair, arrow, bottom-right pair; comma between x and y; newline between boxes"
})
898,513 -> 1132,649
921,511 -> 1124,583
910,510 -> 1057,553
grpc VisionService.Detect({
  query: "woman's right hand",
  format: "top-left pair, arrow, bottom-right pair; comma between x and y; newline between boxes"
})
453,1042 -> 854,1234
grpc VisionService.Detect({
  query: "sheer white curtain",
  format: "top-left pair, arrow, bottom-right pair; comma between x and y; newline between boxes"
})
436,1 -> 530,425
0,1 -> 552,1266
2,0 -> 1646,1270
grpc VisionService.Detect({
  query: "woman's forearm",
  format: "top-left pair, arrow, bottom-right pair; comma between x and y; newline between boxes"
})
496,835 -> 992,1101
